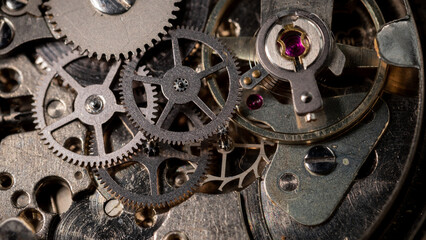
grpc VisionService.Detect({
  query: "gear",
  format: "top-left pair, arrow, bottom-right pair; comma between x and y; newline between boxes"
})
33,50 -> 158,167
94,143 -> 210,209
120,28 -> 241,145
43,0 -> 180,60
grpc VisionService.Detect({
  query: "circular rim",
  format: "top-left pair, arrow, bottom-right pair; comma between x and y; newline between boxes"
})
256,9 -> 332,79
202,0 -> 388,144
120,28 -> 241,145
93,145 -> 210,209
33,52 -> 152,167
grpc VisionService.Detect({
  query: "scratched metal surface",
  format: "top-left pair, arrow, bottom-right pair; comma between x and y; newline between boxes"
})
242,94 -> 422,240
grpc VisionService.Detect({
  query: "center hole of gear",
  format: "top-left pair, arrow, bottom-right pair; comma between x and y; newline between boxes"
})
173,78 -> 189,92
85,95 -> 105,114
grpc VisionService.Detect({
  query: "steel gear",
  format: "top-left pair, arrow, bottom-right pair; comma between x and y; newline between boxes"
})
43,0 -> 180,60
94,143 -> 210,209
33,50 -> 158,167
120,28 -> 241,145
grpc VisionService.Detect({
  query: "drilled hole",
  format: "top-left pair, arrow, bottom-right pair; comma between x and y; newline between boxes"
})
0,172 -> 13,190
0,68 -> 21,93
301,92 -> 313,103
63,137 -> 83,154
135,208 -> 156,228
11,190 -> 30,209
163,231 -> 189,240
356,150 -> 379,180
19,208 -> 44,233
74,171 -> 83,180
35,177 -> 72,214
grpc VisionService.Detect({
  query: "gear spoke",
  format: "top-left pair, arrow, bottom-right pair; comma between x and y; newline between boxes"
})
43,112 -> 78,133
45,0 -> 179,60
34,46 -> 159,167
118,115 -> 139,136
133,75 -> 163,86
194,97 -> 216,120
114,104 -> 126,113
197,61 -> 227,80
156,101 -> 174,127
55,66 -> 84,93
148,168 -> 159,196
220,153 -> 228,178
94,123 -> 106,157
119,28 -> 240,144
103,61 -> 121,88
171,34 -> 183,66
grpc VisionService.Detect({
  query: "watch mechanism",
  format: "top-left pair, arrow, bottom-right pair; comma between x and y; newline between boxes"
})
0,0 -> 425,239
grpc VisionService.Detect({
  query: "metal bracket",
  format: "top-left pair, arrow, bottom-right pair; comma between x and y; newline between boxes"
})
263,100 -> 389,225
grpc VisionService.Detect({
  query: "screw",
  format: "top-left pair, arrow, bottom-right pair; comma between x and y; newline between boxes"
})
304,146 -> 336,175
173,173 -> 189,187
300,92 -> 312,103
4,0 -> 28,11
90,0 -> 135,15
85,95 -> 105,114
0,18 -> 14,49
47,100 -> 66,118
104,199 -> 124,217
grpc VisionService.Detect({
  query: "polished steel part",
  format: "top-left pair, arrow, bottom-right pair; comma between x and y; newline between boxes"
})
376,18 -> 421,68
90,0 -> 135,15
0,131 -> 91,238
120,28 -> 241,144
0,13 -> 52,55
256,9 -> 346,115
303,145 -> 337,175
1,0 -> 42,17
264,101 -> 389,225
44,0 -> 179,60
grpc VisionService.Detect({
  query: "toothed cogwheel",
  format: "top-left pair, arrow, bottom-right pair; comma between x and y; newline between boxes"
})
33,51 -> 158,167
120,28 -> 241,145
94,143 -> 210,209
44,0 -> 180,60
